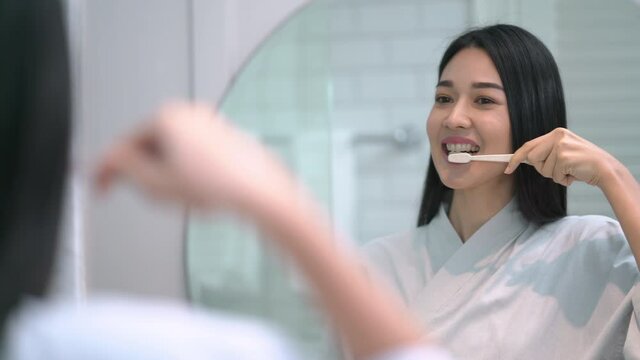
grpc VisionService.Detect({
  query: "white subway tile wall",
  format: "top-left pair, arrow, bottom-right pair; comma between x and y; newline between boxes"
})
191,3 -> 470,356
229,0 -> 469,234
330,39 -> 387,68
323,0 -> 469,242
359,4 -> 421,34
185,1 -> 472,357
557,0 -> 640,217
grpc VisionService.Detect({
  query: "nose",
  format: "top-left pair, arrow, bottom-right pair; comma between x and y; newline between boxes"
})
442,100 -> 472,129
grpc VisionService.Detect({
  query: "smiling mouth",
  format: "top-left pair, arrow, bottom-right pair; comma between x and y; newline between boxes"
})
443,143 -> 480,155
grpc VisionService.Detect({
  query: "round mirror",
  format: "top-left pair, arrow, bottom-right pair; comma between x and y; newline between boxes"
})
186,0 -> 640,356
186,0 -> 465,355
187,2 -> 335,356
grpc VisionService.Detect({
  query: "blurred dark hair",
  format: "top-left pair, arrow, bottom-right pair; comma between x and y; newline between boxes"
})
0,0 -> 70,329
417,24 -> 567,226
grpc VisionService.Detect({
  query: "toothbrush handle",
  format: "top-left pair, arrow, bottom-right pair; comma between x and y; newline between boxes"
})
472,154 -> 531,165
472,154 -> 513,162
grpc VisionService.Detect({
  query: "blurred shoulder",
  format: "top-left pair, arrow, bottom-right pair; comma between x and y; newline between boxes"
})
6,295 -> 297,360
362,226 -> 428,255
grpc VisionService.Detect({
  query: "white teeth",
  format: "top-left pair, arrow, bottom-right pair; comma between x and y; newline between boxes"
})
445,143 -> 480,153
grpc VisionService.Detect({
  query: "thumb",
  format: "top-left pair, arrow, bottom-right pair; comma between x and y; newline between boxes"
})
95,137 -> 178,200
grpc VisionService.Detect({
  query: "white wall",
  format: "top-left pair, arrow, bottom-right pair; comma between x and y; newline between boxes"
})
557,0 -> 640,216
326,0 -> 469,242
76,0 -> 192,298
185,2 -> 470,355
192,0 -> 310,103
187,5 -> 334,356
55,0 -> 309,300
469,0 -> 640,218
470,0 -> 557,54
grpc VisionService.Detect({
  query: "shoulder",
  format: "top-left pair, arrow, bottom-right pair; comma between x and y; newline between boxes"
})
360,227 -> 428,266
6,295 -> 297,360
538,215 -> 635,271
359,227 -> 430,299
540,214 -> 624,243
362,227 -> 424,253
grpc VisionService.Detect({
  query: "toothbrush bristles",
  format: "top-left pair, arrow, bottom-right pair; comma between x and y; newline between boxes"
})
448,153 -> 472,163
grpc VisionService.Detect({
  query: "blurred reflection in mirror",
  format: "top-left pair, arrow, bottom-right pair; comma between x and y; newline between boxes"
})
187,2 -> 334,357
187,0 -> 640,357
187,0 -> 467,356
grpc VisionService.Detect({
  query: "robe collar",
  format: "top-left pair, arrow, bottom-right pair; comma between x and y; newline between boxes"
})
433,196 -> 528,272
409,196 -> 530,318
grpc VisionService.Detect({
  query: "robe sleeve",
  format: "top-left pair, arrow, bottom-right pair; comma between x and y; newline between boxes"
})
360,235 -> 412,304
366,345 -> 455,360
624,282 -> 640,358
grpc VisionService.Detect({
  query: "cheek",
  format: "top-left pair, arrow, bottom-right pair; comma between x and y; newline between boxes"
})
499,110 -> 512,150
426,111 -> 439,144
501,121 -> 512,152
483,117 -> 512,152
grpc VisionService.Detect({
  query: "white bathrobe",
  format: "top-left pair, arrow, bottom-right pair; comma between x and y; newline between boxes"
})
362,198 -> 640,359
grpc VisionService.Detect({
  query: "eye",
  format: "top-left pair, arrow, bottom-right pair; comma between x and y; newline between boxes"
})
435,95 -> 453,104
475,97 -> 495,105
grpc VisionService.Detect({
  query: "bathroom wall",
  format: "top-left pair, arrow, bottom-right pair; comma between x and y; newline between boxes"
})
327,0 -> 469,243
186,1 -> 471,355
54,0 -> 309,300
187,6 -> 334,355
468,0 -> 640,217
557,0 -> 640,217
330,0 -> 640,239
188,0 -> 471,252
62,0 -> 193,299
56,0 -> 640,339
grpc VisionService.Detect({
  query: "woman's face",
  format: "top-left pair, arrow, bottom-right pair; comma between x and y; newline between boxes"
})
427,47 -> 513,191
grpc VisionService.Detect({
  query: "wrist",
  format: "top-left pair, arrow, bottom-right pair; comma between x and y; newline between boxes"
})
235,180 -> 321,232
598,159 -> 633,193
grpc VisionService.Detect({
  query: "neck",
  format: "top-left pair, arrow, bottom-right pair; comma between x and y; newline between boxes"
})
448,177 -> 514,242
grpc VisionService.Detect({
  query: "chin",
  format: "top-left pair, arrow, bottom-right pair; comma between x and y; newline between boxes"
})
440,178 -> 471,190
439,168 -> 512,192
438,172 -> 473,190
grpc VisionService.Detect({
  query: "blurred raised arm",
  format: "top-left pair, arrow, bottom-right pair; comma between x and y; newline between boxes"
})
96,102 -> 436,360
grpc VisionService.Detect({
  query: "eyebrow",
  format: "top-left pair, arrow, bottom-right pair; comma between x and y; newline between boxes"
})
436,80 -> 504,91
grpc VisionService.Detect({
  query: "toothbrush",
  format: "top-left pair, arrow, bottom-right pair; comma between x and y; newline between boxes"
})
448,152 -> 530,164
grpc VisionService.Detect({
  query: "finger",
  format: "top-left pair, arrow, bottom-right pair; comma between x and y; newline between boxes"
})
552,159 -> 578,187
540,145 -> 558,179
95,148 -> 121,192
505,142 -> 533,174
95,130 -> 152,192
94,125 -> 165,192
505,135 -> 548,174
120,155 -> 179,200
100,141 -> 179,200
557,174 -> 575,187
94,137 -> 141,192
526,135 -> 556,165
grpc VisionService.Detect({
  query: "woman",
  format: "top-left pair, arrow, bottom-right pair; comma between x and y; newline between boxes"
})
1,0 -> 449,359
362,24 -> 640,359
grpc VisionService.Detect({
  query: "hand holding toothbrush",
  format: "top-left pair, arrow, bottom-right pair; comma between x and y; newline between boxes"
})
503,127 -> 621,188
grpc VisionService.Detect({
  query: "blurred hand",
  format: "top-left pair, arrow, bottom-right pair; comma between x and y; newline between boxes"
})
96,102 -> 296,212
505,127 -> 620,188
94,102 -> 442,359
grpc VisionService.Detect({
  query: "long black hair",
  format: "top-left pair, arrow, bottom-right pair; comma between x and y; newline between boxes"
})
0,0 -> 70,330
417,24 -> 567,226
